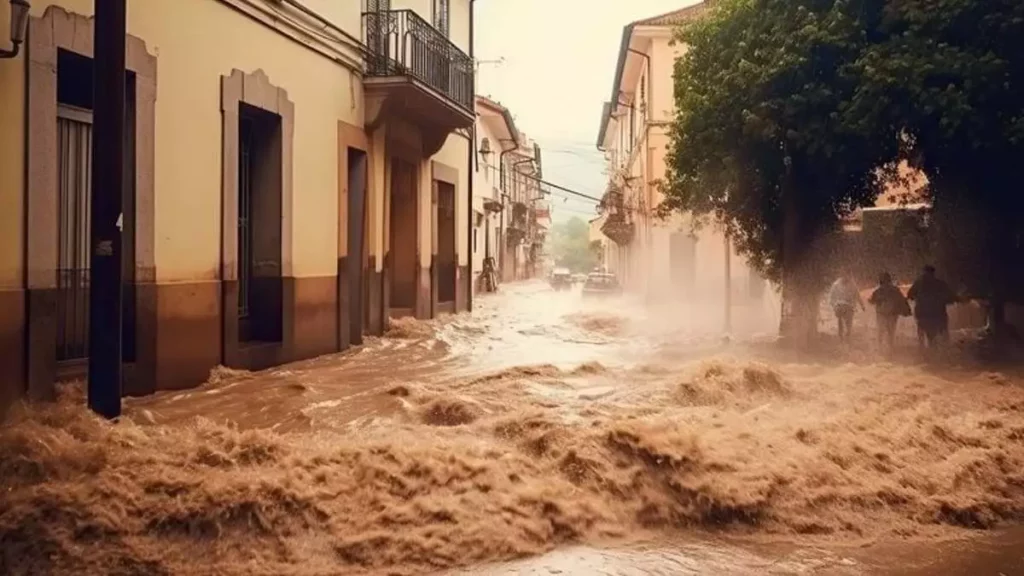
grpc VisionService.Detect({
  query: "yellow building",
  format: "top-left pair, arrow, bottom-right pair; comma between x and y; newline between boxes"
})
595,2 -> 768,311
0,0 -> 476,407
472,95 -> 517,290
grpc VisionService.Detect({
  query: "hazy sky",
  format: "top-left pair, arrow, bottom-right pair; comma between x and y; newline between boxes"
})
475,0 -> 695,222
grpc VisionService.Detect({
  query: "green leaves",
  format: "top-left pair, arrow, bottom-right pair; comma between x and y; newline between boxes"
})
665,0 -> 895,283
664,0 -> 1024,301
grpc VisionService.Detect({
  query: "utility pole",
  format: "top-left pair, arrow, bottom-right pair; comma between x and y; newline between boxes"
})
88,0 -> 127,419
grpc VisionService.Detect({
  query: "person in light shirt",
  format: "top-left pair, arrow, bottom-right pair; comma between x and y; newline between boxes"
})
828,272 -> 864,343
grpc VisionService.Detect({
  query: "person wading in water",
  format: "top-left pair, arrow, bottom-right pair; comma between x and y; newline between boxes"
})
907,265 -> 956,350
828,272 -> 864,343
869,271 -> 911,355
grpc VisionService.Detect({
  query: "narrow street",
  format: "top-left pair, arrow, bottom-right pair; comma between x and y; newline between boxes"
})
3,282 -> 1024,575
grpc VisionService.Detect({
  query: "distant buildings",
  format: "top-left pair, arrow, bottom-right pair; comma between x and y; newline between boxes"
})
472,96 -> 547,288
594,2 -> 769,311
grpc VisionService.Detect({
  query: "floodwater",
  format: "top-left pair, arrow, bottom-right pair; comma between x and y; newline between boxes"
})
2,281 -> 1024,575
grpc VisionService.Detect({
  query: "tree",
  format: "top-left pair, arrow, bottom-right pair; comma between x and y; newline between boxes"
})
549,217 -> 596,273
661,0 -> 898,343
847,0 -> 1024,333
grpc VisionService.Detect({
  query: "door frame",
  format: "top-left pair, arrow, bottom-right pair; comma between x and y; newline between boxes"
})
24,7 -> 157,399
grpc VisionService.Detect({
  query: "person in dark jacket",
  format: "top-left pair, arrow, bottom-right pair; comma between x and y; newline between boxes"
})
869,271 -> 910,353
907,265 -> 956,349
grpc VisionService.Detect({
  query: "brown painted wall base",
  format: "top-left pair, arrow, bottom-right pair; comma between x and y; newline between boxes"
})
367,255 -> 384,335
337,256 -> 352,349
8,267 -> 385,407
153,280 -> 221,391
290,275 -> 338,362
456,265 -> 468,313
0,289 -> 26,413
430,256 -> 439,319
415,261 -> 431,320
26,288 -> 58,401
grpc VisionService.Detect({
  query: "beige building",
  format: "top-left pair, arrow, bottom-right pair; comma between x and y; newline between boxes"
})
501,133 -> 544,281
595,2 -> 768,312
0,0 -> 476,408
472,95 -> 517,291
470,97 -> 545,287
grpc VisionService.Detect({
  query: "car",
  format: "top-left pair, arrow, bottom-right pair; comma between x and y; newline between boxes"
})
581,272 -> 622,298
571,273 -> 587,285
550,268 -> 573,291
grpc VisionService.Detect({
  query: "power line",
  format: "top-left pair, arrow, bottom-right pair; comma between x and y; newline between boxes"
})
522,172 -> 605,203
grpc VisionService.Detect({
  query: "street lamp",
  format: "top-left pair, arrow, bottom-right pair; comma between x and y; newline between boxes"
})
0,0 -> 30,59
478,136 -> 493,161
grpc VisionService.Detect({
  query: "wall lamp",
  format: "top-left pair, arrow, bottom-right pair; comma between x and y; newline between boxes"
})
478,136 -> 493,160
0,0 -> 30,59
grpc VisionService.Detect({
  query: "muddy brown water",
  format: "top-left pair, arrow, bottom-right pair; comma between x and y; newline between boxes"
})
2,281 -> 1024,575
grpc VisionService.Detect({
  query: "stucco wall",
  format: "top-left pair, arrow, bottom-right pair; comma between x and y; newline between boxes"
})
5,0 -> 362,283
432,134 -> 470,267
0,6 -> 24,288
472,117 -> 503,277
651,38 -> 684,121
303,0 -> 362,35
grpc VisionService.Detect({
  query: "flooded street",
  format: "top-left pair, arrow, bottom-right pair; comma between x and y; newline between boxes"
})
3,281 -> 1024,575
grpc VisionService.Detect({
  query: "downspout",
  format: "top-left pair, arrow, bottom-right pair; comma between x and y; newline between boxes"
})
497,147 -> 512,277
467,0 -> 476,311
509,157 -> 533,280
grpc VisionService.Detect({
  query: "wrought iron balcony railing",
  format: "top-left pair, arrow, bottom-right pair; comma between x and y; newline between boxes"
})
363,9 -> 474,113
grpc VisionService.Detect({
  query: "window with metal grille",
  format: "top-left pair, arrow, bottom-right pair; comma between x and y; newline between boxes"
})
237,102 -> 284,343
54,48 -> 138,367
56,105 -> 93,362
238,113 -> 253,322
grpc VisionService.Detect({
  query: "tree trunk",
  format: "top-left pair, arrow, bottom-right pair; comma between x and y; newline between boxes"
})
778,156 -> 818,347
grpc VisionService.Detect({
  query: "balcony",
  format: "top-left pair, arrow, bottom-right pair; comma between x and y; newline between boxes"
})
600,191 -> 635,245
363,9 -> 475,154
510,202 -> 529,231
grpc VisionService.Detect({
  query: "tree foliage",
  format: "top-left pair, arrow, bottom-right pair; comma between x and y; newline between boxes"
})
549,217 -> 596,273
848,0 -> 1024,307
662,0 -> 897,288
664,0 -> 1024,328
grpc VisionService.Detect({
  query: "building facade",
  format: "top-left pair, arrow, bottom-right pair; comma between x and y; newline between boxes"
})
0,0 -> 476,408
595,2 -> 769,312
472,95 -> 516,292
471,97 -> 545,288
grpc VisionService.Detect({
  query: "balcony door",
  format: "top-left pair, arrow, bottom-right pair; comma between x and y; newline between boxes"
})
432,0 -> 450,38
365,0 -> 392,75
428,0 -> 452,94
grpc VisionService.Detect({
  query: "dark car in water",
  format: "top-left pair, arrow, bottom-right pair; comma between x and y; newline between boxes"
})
581,272 -> 622,298
550,268 -> 572,291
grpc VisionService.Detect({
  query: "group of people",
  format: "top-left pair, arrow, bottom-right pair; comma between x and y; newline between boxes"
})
828,265 -> 958,352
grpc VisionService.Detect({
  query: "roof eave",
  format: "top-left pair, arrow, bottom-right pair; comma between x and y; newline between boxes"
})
597,23 -> 635,149
476,96 -> 521,150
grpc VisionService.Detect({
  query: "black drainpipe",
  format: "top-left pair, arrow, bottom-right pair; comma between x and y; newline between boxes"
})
467,0 -> 476,312
497,147 -> 512,277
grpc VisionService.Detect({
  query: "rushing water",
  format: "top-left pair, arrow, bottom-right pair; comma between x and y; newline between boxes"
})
2,281 -> 1023,575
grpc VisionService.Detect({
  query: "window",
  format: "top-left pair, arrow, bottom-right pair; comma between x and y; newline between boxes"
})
640,74 -> 646,113
433,0 -> 450,38
473,228 -> 478,253
238,102 -> 284,343
629,104 -> 636,152
366,0 -> 390,11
